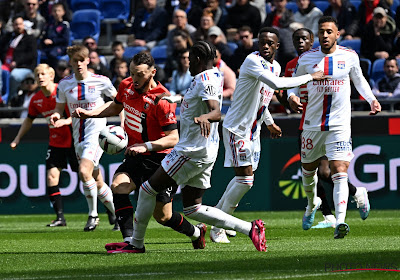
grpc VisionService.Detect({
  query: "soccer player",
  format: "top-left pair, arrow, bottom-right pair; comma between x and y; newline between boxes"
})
287,16 -> 381,239
123,41 -> 267,253
287,28 -> 371,229
72,51 -> 206,252
210,27 -> 325,243
50,45 -> 118,232
10,64 -> 78,227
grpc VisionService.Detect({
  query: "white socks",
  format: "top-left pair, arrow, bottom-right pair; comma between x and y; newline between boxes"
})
332,173 -> 349,225
83,178 -> 98,217
302,167 -> 318,207
215,177 -> 235,209
220,176 -> 253,215
97,183 -> 115,216
183,204 -> 251,235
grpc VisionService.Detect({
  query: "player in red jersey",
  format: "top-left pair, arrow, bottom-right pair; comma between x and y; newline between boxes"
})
10,64 -> 78,227
72,51 -> 205,253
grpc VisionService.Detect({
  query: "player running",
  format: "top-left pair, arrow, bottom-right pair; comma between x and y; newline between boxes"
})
50,45 -> 119,231
11,64 -> 78,227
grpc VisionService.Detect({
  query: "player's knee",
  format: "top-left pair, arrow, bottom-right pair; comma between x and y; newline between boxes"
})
153,211 -> 171,225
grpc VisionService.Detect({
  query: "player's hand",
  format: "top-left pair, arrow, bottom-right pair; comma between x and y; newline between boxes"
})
288,95 -> 303,113
194,115 -> 211,138
154,92 -> 171,104
267,123 -> 282,139
50,112 -> 61,126
53,118 -> 69,128
369,99 -> 381,115
10,139 -> 19,150
125,143 -> 147,156
162,95 -> 182,104
311,70 -> 325,81
72,108 -> 91,119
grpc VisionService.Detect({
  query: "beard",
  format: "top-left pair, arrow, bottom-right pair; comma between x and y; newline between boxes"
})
135,76 -> 153,94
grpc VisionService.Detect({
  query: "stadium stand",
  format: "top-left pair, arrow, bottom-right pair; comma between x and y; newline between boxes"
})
70,9 -> 101,42
151,45 -> 168,67
123,46 -> 148,60
340,39 -> 361,54
314,1 -> 330,12
70,0 -> 100,11
370,58 -> 386,84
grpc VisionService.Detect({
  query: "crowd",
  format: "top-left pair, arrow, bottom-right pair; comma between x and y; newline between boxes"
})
1,0 -> 400,115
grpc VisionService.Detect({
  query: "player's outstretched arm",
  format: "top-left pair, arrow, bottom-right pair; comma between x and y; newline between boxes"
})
162,95 -> 182,104
288,95 -> 303,113
369,99 -> 381,115
72,101 -> 122,119
10,117 -> 34,150
126,129 -> 179,156
50,102 -> 66,126
53,116 -> 72,128
258,70 -> 324,90
194,99 -> 221,138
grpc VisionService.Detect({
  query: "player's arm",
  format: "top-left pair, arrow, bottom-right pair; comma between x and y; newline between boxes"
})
257,69 -> 324,90
53,116 -> 72,128
10,117 -> 34,149
350,62 -> 382,115
263,110 -> 282,139
126,129 -> 179,156
194,99 -> 221,138
50,102 -> 66,126
73,101 -> 123,119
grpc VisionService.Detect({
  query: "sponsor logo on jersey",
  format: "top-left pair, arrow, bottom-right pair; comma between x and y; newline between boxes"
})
88,86 -> 95,94
143,96 -> 155,105
204,84 -> 216,96
124,103 -> 146,118
278,153 -> 307,199
338,61 -> 345,69
239,153 -> 247,161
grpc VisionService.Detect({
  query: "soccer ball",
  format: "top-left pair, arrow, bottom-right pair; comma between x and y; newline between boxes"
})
99,125 -> 128,155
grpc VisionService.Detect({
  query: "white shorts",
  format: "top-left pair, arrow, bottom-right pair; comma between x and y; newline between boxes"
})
300,130 -> 354,163
161,149 -> 214,189
74,137 -> 104,169
223,128 -> 261,171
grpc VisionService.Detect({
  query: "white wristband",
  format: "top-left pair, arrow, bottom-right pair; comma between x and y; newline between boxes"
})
145,142 -> 153,151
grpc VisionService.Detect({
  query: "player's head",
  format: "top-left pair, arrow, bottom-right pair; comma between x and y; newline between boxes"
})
318,16 -> 339,53
384,57 -> 399,78
130,51 -> 156,94
189,40 -> 216,75
258,27 -> 280,62
34,64 -> 55,88
292,28 -> 314,55
67,45 -> 90,77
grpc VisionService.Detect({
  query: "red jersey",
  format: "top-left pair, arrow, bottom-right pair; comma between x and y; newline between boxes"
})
28,85 -> 73,148
285,56 -> 299,77
115,77 -> 177,154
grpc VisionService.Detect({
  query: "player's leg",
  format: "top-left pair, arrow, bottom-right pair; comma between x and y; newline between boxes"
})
79,158 -> 99,231
46,167 -> 66,226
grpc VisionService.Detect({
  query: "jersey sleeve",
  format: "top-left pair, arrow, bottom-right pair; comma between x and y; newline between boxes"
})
56,82 -> 67,103
349,53 -> 376,104
102,77 -> 118,99
115,80 -> 126,104
27,96 -> 39,119
156,100 -> 178,131
198,79 -> 221,102
287,59 -> 306,98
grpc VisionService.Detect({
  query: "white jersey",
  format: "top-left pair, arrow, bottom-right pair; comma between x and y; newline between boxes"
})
223,52 -> 280,140
174,67 -> 223,163
57,73 -> 117,144
288,46 -> 376,131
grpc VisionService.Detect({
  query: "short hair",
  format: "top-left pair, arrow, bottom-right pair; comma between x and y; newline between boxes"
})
258,27 -> 280,41
318,16 -> 338,28
191,40 -> 216,62
239,25 -> 253,34
174,29 -> 193,48
112,41 -> 124,49
82,36 -> 96,42
131,51 -> 155,68
67,44 -> 89,60
173,9 -> 187,18
34,64 -> 55,80
385,56 -> 399,67
52,3 -> 65,11
292,28 -> 314,41
12,15 -> 23,23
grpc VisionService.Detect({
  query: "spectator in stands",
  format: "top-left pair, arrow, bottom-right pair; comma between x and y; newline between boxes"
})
228,25 -> 258,77
169,49 -> 192,96
40,3 -> 70,69
112,59 -> 129,89
208,26 -> 232,61
54,59 -> 70,83
293,0 -> 323,36
323,0 -> 357,39
176,0 -> 204,28
39,0 -> 72,22
83,36 -> 108,66
8,72 -> 38,118
225,0 -> 262,37
6,0 -> 46,39
164,30 -> 193,77
214,48 -> 236,100
346,0 -> 391,39
166,9 -> 196,56
88,51 -> 112,79
262,0 -> 294,29
192,11 -> 227,43
372,57 -> 400,99
132,0 -> 168,49
205,0 -> 228,29
361,7 -> 396,62
109,41 -> 129,79
0,0 -> 12,24
1,16 -> 37,104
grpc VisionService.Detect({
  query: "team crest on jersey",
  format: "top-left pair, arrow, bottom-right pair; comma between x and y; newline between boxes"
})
166,112 -> 174,121
205,84 -> 216,96
88,86 -> 95,94
338,61 -> 345,69
144,103 -> 150,110
261,60 -> 268,70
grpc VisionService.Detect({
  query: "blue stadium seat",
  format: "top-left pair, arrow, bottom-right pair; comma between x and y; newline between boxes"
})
227,42 -> 238,53
314,1 -> 330,12
359,58 -> 371,79
123,46 -> 147,59
151,45 -> 168,66
286,2 -> 298,13
2,70 -> 10,104
350,0 -> 361,11
70,0 -> 100,11
370,58 -> 385,83
340,39 -> 361,54
100,0 -> 129,20
70,9 -> 101,42
392,0 -> 399,15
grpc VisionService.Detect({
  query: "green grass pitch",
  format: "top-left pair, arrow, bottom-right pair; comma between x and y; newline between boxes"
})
1,210 -> 399,280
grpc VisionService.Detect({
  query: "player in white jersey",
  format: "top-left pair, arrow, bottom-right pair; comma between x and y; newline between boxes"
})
50,45 -> 119,232
210,27 -> 325,243
287,16 -> 381,239
120,41 -> 267,254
